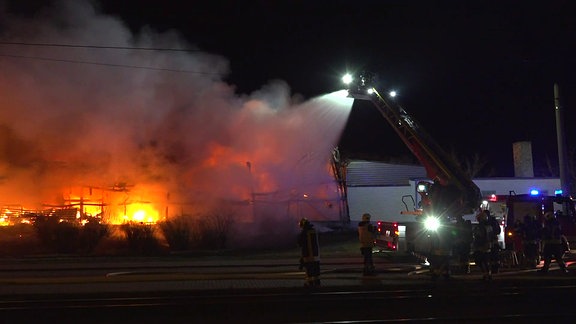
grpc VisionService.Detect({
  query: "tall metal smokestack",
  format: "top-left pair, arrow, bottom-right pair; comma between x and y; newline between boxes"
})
554,83 -> 571,197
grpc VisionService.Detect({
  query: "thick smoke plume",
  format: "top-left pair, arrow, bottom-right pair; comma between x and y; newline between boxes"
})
0,1 -> 352,247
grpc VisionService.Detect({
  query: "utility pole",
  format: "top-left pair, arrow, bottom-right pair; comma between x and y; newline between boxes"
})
554,83 -> 572,198
246,161 -> 256,221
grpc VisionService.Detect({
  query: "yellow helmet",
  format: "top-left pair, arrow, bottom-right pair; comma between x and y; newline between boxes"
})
299,218 -> 309,228
362,213 -> 371,221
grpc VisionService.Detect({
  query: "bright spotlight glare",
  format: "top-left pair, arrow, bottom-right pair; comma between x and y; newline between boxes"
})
342,73 -> 353,85
367,88 -> 374,94
389,90 -> 397,97
424,216 -> 440,231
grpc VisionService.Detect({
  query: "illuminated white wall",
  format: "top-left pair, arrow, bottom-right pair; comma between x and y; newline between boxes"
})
346,177 -> 561,224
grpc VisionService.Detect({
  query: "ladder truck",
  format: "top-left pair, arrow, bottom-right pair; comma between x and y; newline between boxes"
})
342,72 -> 483,261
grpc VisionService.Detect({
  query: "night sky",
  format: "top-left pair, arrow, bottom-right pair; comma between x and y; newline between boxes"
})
4,0 -> 576,177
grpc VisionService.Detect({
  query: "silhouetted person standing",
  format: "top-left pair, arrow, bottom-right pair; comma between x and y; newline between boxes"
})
298,218 -> 321,287
522,214 -> 541,268
358,213 -> 376,275
539,212 -> 569,274
486,211 -> 501,273
454,216 -> 473,274
473,212 -> 493,280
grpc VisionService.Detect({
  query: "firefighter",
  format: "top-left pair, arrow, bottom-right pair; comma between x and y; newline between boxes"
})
522,214 -> 541,268
512,219 -> 525,265
486,210 -> 501,274
358,213 -> 376,275
538,212 -> 569,274
297,218 -> 321,287
454,216 -> 473,274
473,211 -> 493,280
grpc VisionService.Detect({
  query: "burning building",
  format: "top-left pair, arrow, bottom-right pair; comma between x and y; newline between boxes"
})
0,1 -> 353,244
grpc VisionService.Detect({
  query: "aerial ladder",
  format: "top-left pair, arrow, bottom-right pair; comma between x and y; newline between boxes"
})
343,72 -> 482,258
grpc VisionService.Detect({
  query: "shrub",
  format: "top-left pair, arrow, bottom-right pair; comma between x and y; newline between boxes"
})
193,208 -> 234,250
0,224 -> 44,256
158,216 -> 192,251
119,222 -> 164,255
79,217 -> 109,254
33,216 -> 81,253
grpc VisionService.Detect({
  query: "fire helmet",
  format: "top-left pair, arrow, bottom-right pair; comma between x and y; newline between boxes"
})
544,211 -> 555,220
299,218 -> 310,228
362,213 -> 371,221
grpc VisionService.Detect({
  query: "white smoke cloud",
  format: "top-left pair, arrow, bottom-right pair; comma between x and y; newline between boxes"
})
0,0 -> 352,247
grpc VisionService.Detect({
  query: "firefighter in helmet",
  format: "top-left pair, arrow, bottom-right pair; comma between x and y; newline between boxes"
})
297,218 -> 321,287
486,210 -> 502,274
358,213 -> 376,275
522,214 -> 542,268
538,212 -> 569,274
454,215 -> 473,274
473,211 -> 493,280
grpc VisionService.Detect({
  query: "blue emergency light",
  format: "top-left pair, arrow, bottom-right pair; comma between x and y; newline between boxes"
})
529,189 -> 540,196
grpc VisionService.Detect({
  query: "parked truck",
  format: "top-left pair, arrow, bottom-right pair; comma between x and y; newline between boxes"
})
485,191 -> 576,260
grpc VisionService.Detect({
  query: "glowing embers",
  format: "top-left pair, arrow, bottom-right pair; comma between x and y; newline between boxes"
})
0,214 -> 8,226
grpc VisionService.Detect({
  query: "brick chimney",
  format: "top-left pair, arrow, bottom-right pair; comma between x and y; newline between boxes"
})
513,141 -> 534,177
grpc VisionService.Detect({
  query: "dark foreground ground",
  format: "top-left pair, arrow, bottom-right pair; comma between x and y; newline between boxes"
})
0,227 -> 575,323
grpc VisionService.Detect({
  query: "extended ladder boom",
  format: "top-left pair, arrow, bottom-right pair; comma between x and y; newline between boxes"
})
347,74 -> 481,217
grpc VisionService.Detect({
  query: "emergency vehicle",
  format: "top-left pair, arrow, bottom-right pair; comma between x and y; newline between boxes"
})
375,221 -> 399,251
343,72 -> 482,263
485,190 -> 576,250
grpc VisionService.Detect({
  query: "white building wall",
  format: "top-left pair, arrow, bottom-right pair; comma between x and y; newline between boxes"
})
347,185 -> 419,223
473,178 -> 560,197
346,177 -> 561,224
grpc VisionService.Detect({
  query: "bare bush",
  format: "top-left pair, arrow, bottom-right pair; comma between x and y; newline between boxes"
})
158,216 -> 192,251
33,216 -> 110,254
119,222 -> 164,255
79,217 -> 109,254
33,216 -> 80,253
193,208 -> 234,250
